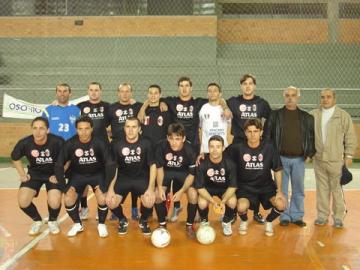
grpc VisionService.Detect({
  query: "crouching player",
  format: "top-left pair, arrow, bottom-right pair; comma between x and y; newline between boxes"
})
154,123 -> 198,238
195,135 -> 237,236
55,116 -> 115,237
106,117 -> 156,235
228,119 -> 286,236
11,117 -> 64,235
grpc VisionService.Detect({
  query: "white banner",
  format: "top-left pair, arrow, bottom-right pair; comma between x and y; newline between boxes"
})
2,93 -> 89,119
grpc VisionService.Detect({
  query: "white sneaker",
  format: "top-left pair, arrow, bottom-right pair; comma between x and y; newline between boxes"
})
222,221 -> 232,236
265,222 -> 274,237
67,223 -> 84,237
79,207 -> 89,220
48,221 -> 60,235
170,207 -> 183,222
28,221 -> 43,236
238,220 -> 248,235
97,224 -> 108,238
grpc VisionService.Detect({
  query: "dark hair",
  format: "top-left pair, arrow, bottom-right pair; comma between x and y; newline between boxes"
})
207,82 -> 221,92
125,116 -> 140,127
240,74 -> 256,85
88,82 -> 102,90
148,84 -> 162,94
167,123 -> 185,137
244,118 -> 263,131
75,115 -> 93,128
177,76 -> 192,87
208,135 -> 224,146
31,117 -> 49,129
56,83 -> 71,93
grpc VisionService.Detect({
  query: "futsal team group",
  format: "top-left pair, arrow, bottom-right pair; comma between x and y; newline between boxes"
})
11,74 -> 357,239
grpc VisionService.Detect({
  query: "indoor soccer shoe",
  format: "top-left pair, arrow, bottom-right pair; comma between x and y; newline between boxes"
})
28,221 -> 43,236
265,222 -> 274,237
79,207 -> 89,220
97,224 -> 109,237
222,221 -> 232,236
48,221 -> 60,235
238,220 -> 248,235
67,223 -> 84,237
118,219 -> 129,235
139,221 -> 151,235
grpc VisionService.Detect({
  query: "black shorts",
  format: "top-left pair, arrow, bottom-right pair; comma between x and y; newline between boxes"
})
65,173 -> 106,194
163,170 -> 191,188
20,178 -> 64,197
236,184 -> 276,210
205,186 -> 228,198
114,177 -> 148,200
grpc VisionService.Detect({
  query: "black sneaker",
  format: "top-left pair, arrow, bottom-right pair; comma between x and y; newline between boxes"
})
292,220 -> 306,227
159,222 -> 167,229
139,220 -> 151,236
118,219 -> 128,235
280,220 -> 290,226
253,213 -> 265,224
186,224 -> 196,238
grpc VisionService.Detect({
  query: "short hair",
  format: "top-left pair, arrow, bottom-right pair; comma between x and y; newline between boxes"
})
148,84 -> 162,94
167,123 -> 186,137
125,116 -> 140,127
321,88 -> 336,98
283,86 -> 300,97
88,82 -> 102,90
31,117 -> 49,129
208,135 -> 224,146
207,82 -> 222,92
75,115 -> 93,128
240,74 -> 256,85
56,83 -> 71,93
177,76 -> 192,87
244,118 -> 263,131
118,83 -> 133,92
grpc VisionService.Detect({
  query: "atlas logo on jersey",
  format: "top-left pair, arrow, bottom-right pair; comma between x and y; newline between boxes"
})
122,146 -> 141,163
166,153 -> 184,168
244,153 -> 264,170
116,108 -> 134,122
208,168 -> 226,183
32,149 -> 53,164
176,104 -> 193,119
76,148 -> 97,164
239,104 -> 258,119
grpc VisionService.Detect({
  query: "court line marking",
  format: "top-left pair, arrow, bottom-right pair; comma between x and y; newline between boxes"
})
0,225 -> 11,238
0,193 -> 95,270
0,168 -> 11,172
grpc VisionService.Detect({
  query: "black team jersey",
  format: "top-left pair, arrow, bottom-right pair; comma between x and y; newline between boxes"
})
141,106 -> 172,145
227,95 -> 271,142
164,97 -> 207,145
11,134 -> 64,180
77,101 -> 110,142
227,141 -> 282,193
55,136 -> 115,187
108,102 -> 143,140
111,136 -> 154,179
195,154 -> 237,190
155,139 -> 196,175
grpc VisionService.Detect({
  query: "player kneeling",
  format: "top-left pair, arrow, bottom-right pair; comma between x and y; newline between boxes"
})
12,117 -> 64,235
106,117 -> 156,236
228,119 -> 286,236
196,135 -> 237,236
55,116 -> 115,238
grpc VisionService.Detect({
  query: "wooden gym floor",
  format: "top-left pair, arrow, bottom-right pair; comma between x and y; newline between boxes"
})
0,166 -> 359,270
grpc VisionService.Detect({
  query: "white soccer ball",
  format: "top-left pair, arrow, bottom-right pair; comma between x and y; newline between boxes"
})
196,225 -> 216,245
151,227 -> 171,248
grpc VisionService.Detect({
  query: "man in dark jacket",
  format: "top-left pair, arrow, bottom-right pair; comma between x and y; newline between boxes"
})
265,86 -> 315,227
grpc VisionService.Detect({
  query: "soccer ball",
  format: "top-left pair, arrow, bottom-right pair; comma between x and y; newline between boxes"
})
196,225 -> 216,245
151,227 -> 171,248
